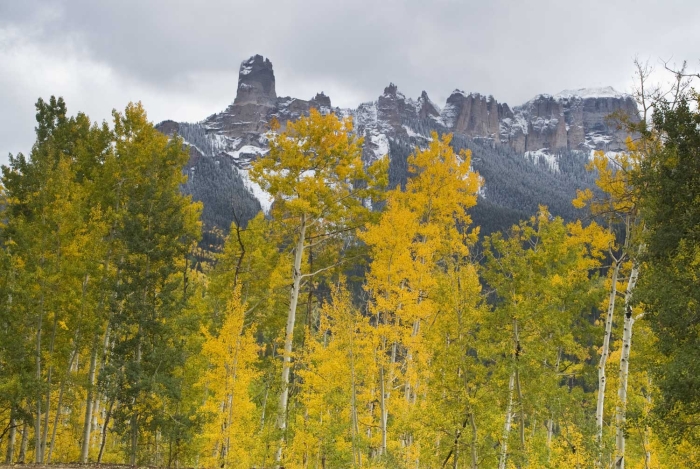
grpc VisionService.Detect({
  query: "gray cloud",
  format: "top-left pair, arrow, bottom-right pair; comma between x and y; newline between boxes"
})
2,0 -> 699,161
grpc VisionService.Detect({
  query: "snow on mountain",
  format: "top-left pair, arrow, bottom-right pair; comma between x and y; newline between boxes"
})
524,149 -> 559,172
555,86 -> 626,100
157,55 -> 641,227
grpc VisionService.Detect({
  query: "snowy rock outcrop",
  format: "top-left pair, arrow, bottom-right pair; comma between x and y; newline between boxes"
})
156,55 -> 640,228
500,87 -> 639,154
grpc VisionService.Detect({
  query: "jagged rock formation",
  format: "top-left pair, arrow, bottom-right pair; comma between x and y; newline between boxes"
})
499,87 -> 639,153
440,91 -> 502,143
157,54 -> 639,234
234,55 -> 276,105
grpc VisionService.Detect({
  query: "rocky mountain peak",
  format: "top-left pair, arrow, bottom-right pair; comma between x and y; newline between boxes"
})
311,92 -> 332,109
441,90 -> 501,142
383,83 -> 400,97
417,91 -> 440,119
234,54 -> 277,105
158,54 -> 643,234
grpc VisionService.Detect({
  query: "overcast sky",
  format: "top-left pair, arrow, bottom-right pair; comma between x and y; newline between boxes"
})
1,0 -> 699,162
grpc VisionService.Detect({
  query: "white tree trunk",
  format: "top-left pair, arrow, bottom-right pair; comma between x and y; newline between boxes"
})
614,262 -> 640,469
498,371 -> 516,469
18,421 -> 28,463
48,348 -> 77,463
378,340 -> 397,457
34,307 -> 43,464
80,336 -> 99,463
5,413 -> 16,463
597,260 -> 621,460
276,214 -> 307,464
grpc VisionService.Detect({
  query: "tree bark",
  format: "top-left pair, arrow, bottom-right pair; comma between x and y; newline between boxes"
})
515,367 -> 525,450
40,311 -> 59,462
469,411 -> 478,469
498,371 -> 516,469
614,261 -> 640,469
379,359 -> 388,456
597,259 -> 621,460
48,347 -> 77,463
276,213 -> 307,464
349,331 -> 361,468
80,333 -> 100,463
97,398 -> 115,464
5,411 -> 16,463
34,307 -> 43,463
18,421 -> 28,463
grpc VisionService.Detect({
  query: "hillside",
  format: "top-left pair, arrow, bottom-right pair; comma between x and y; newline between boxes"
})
156,54 -> 638,236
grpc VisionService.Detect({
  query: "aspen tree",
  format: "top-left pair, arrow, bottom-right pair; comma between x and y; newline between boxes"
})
1,97 -> 111,463
574,143 -> 644,468
484,210 -> 610,468
199,287 -> 260,469
362,132 -> 480,462
288,283 -> 377,468
250,110 -> 387,464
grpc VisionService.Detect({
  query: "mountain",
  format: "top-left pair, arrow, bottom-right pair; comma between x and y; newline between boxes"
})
157,54 -> 639,236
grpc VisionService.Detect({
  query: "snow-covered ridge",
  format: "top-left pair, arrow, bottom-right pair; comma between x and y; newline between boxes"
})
160,53 -> 643,217
554,86 -> 626,100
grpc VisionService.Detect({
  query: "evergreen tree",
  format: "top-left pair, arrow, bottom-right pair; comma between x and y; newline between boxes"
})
635,93 -> 700,446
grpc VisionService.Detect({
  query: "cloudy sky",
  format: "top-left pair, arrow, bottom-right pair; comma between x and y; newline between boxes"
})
1,0 -> 698,162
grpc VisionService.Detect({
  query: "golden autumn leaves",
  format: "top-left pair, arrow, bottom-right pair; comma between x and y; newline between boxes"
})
194,110 -> 667,468
4,100 -> 688,468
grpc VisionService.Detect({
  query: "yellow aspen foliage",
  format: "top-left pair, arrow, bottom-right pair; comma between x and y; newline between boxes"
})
250,109 -> 387,464
483,209 -> 611,467
572,139 -> 643,226
361,132 -> 481,462
199,287 -> 261,469
288,283 -> 378,468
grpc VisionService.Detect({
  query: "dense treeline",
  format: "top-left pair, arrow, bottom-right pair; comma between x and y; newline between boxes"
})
0,79 -> 698,468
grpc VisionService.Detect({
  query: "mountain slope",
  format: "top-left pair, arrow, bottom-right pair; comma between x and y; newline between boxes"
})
156,54 -> 638,235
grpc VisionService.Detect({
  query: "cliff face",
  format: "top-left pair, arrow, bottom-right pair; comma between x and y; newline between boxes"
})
498,88 -> 638,154
557,89 -> 640,150
157,55 -> 640,171
441,91 -> 501,143
184,55 -> 333,167
156,55 -> 640,230
500,95 -> 568,153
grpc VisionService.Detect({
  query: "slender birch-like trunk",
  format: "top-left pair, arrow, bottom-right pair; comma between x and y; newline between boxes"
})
404,319 -> 420,403
614,262 -> 640,469
547,347 -> 562,460
513,318 -> 526,459
378,339 -> 397,457
97,398 -> 115,464
276,214 -> 307,464
515,367 -> 525,449
260,382 -> 269,431
499,371 -> 516,469
349,329 -> 361,468
48,348 -> 77,463
597,258 -> 621,456
18,422 -> 28,463
129,321 -> 143,466
34,306 -> 44,463
40,311 -> 59,463
80,334 -> 99,463
5,411 -> 16,463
